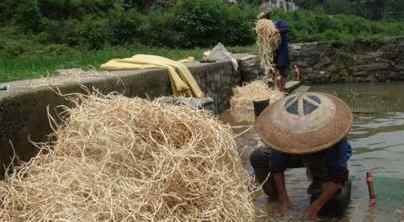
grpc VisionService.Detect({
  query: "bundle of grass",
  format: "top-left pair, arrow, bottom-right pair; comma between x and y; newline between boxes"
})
256,18 -> 281,87
230,80 -> 284,123
0,94 -> 255,222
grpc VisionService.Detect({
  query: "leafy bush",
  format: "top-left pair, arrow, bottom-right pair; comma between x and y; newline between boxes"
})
272,10 -> 404,42
15,0 -> 42,31
38,0 -> 119,18
77,17 -> 108,49
173,0 -> 227,47
107,8 -> 143,45
137,9 -> 181,47
223,5 -> 256,46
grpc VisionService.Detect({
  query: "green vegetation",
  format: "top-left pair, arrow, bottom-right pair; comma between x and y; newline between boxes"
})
0,0 -> 257,51
294,0 -> 404,20
272,10 -> 404,42
0,45 -> 256,83
1,0 -> 404,83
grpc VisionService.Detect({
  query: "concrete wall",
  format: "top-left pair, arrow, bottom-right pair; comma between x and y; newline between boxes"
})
0,61 -> 240,177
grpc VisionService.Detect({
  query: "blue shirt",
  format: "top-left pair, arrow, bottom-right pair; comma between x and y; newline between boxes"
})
270,139 -> 352,182
274,20 -> 289,67
325,139 -> 352,177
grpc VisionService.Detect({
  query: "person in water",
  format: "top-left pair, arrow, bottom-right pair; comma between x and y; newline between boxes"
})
250,92 -> 353,220
257,11 -> 289,92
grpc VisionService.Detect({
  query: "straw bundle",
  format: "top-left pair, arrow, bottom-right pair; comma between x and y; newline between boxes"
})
230,80 -> 284,123
255,18 -> 281,86
0,94 -> 255,222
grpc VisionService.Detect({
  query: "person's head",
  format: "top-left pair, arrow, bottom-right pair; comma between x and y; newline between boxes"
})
257,10 -> 271,20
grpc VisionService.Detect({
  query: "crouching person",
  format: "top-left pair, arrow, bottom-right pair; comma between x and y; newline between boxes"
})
250,92 -> 353,220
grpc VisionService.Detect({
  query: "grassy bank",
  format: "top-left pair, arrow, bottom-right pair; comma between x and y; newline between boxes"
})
0,45 -> 256,83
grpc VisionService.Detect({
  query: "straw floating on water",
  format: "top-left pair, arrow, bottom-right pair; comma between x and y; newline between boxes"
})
0,93 -> 255,222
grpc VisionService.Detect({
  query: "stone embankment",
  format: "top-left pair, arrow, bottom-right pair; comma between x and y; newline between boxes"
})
290,38 -> 404,83
238,38 -> 404,83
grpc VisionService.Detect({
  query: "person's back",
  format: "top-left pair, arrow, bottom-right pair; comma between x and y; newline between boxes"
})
273,20 -> 289,69
273,20 -> 289,92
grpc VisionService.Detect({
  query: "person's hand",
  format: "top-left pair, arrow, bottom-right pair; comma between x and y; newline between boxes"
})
303,204 -> 320,220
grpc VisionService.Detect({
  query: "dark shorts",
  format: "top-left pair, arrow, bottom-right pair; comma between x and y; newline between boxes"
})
249,148 -> 347,195
249,148 -> 325,197
249,149 -> 305,182
249,148 -> 327,182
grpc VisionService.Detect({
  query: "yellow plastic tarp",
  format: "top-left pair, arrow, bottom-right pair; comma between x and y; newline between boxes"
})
100,54 -> 204,98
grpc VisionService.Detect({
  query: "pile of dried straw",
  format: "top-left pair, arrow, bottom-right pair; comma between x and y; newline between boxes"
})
230,80 -> 284,122
0,94 -> 254,222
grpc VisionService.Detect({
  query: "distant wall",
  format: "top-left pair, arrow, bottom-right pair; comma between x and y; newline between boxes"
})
238,38 -> 404,83
290,38 -> 404,83
0,60 -> 241,177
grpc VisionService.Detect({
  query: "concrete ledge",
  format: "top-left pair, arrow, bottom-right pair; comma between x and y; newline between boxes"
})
0,60 -> 241,176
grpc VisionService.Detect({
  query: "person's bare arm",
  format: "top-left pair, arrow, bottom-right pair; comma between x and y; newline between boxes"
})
273,172 -> 292,215
304,181 -> 342,220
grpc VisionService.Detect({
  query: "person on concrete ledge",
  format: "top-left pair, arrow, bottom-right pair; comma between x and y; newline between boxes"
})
250,92 -> 353,220
257,11 -> 290,92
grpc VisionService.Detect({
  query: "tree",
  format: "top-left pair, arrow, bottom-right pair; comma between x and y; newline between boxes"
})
0,0 -> 17,23
15,0 -> 42,31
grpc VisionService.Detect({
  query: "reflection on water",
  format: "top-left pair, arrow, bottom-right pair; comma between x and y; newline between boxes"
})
222,82 -> 404,222
315,82 -> 404,114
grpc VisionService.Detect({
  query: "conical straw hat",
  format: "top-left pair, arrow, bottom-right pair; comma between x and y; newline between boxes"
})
255,92 -> 353,154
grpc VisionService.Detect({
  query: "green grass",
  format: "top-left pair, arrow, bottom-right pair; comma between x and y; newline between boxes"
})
0,45 -> 256,83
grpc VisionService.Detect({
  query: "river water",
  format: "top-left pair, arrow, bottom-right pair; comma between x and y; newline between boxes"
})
221,82 -> 404,222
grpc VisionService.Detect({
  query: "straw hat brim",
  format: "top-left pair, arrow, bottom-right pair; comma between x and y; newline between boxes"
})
255,93 -> 353,154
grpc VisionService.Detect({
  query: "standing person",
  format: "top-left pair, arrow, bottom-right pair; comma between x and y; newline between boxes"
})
250,92 -> 353,220
257,11 -> 290,92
